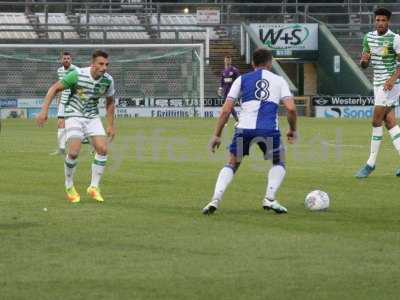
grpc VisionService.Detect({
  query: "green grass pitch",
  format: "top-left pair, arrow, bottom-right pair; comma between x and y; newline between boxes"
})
0,117 -> 399,299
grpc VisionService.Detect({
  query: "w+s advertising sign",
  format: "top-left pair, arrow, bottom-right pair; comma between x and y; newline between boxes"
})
250,23 -> 318,51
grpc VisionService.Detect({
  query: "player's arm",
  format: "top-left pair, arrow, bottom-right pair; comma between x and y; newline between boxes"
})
37,70 -> 78,127
384,35 -> 400,91
209,99 -> 234,153
282,97 -> 297,144
279,78 -> 297,144
209,77 -> 241,153
360,53 -> 370,69
384,54 -> 400,91
105,79 -> 116,141
360,35 -> 370,69
36,81 -> 65,127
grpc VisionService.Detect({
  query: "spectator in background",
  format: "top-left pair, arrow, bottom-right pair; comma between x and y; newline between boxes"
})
218,55 -> 240,122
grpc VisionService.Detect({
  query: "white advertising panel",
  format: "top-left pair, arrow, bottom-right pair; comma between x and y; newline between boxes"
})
250,23 -> 318,50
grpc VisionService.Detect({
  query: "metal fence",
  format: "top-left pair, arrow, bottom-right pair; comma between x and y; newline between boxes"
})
1,2 -> 399,25
1,2 -> 399,42
0,2 -> 398,26
0,43 -> 203,101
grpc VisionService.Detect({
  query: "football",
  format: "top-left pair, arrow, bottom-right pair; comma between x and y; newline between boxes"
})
305,190 -> 330,211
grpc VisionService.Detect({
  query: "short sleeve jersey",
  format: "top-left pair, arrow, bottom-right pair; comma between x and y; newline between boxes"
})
362,29 -> 400,86
227,69 -> 292,132
61,67 -> 115,118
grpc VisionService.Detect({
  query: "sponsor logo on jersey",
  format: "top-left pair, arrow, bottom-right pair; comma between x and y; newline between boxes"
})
76,88 -> 87,102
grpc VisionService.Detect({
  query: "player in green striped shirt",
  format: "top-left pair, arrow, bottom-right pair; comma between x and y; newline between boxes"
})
37,50 -> 116,203
356,8 -> 400,178
52,51 -> 78,155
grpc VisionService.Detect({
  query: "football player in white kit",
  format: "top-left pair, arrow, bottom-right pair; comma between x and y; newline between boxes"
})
37,50 -> 116,203
52,52 -> 78,155
203,49 -> 297,215
355,8 -> 400,178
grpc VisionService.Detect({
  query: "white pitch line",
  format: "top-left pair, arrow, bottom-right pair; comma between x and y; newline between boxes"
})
321,143 -> 364,148
290,144 -> 365,148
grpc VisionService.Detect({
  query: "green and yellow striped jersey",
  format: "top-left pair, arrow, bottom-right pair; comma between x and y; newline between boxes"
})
362,29 -> 400,86
60,67 -> 115,118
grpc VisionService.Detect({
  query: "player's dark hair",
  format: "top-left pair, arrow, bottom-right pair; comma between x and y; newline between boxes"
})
374,8 -> 391,20
252,48 -> 272,66
92,49 -> 108,60
63,51 -> 71,56
224,55 -> 231,59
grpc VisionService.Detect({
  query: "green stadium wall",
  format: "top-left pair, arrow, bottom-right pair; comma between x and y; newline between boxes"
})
317,23 -> 373,96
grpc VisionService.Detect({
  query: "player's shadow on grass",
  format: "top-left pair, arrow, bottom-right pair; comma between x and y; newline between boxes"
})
0,222 -> 39,230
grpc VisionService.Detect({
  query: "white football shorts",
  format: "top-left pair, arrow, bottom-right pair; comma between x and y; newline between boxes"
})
374,84 -> 400,107
65,117 -> 106,141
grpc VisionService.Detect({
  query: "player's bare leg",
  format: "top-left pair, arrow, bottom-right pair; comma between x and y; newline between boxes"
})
383,107 -> 400,176
384,107 -> 397,130
65,138 -> 82,203
87,136 -> 108,202
262,146 -> 288,214
202,154 -> 241,215
356,106 -> 386,178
